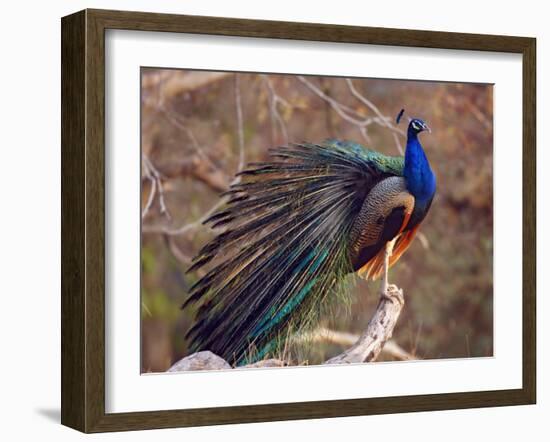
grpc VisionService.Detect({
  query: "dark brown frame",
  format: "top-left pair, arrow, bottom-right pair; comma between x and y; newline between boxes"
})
61,8 -> 536,433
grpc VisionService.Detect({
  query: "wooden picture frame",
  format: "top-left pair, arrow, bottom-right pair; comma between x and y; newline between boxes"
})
61,8 -> 536,433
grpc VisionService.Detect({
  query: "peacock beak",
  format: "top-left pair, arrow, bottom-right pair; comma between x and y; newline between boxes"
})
423,123 -> 431,133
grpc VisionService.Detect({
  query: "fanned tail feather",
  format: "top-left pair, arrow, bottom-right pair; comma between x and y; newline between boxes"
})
183,142 -> 378,365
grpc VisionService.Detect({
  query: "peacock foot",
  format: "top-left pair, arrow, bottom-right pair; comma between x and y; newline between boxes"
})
380,284 -> 404,306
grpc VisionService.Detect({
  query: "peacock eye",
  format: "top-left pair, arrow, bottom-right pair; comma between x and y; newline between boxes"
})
412,121 -> 420,130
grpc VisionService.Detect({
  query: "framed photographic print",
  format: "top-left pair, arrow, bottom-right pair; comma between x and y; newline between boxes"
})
61,9 -> 536,433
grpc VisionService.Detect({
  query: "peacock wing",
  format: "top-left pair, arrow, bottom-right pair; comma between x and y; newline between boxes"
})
349,176 -> 415,274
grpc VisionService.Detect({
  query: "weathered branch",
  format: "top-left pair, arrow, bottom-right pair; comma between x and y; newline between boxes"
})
168,284 -> 406,372
142,71 -> 232,109
167,351 -> 231,372
167,351 -> 286,371
324,284 -> 405,364
297,326 -> 416,361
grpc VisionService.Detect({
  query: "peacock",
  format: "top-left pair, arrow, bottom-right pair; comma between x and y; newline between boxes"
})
182,109 -> 436,366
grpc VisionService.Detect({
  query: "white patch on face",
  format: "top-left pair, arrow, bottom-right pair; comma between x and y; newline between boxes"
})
412,121 -> 421,131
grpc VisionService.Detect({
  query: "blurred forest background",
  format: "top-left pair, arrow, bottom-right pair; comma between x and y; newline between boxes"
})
140,68 -> 493,373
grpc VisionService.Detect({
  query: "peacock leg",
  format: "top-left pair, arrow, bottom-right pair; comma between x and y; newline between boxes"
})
380,239 -> 396,296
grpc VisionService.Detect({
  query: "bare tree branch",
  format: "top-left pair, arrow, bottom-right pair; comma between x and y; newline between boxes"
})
155,156 -> 229,193
167,284 -> 407,371
297,75 -> 374,127
326,285 -> 405,364
142,154 -> 171,220
297,76 -> 406,150
263,75 -> 290,144
346,79 -> 406,155
142,70 -> 232,110
142,197 -> 227,236
153,69 -> 231,184
296,327 -> 416,361
142,72 -> 253,239
163,234 -> 207,278
235,75 -> 246,171
141,163 -> 157,219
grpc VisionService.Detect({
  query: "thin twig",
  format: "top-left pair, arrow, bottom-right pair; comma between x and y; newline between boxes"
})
412,320 -> 423,357
346,79 -> 405,154
141,162 -> 157,219
262,75 -> 290,144
155,71 -> 228,181
142,154 -> 171,220
142,197 -> 227,236
298,75 -> 374,126
234,75 -> 246,171
142,302 -> 153,318
164,234 -> 207,277
298,76 -> 403,151
142,71 -> 234,235
417,231 -> 430,250
391,131 -> 405,156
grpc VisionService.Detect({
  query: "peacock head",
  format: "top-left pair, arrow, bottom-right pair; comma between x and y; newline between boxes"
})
408,118 -> 431,135
396,109 -> 431,136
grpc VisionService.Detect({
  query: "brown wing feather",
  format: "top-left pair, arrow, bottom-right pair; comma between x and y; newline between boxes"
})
350,176 -> 414,277
357,224 -> 419,280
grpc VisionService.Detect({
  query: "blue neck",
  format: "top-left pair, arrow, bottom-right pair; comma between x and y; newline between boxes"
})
403,129 -> 436,203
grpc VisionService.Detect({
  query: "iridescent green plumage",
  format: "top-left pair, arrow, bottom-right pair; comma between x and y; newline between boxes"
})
183,140 -> 408,365
325,139 -> 404,176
